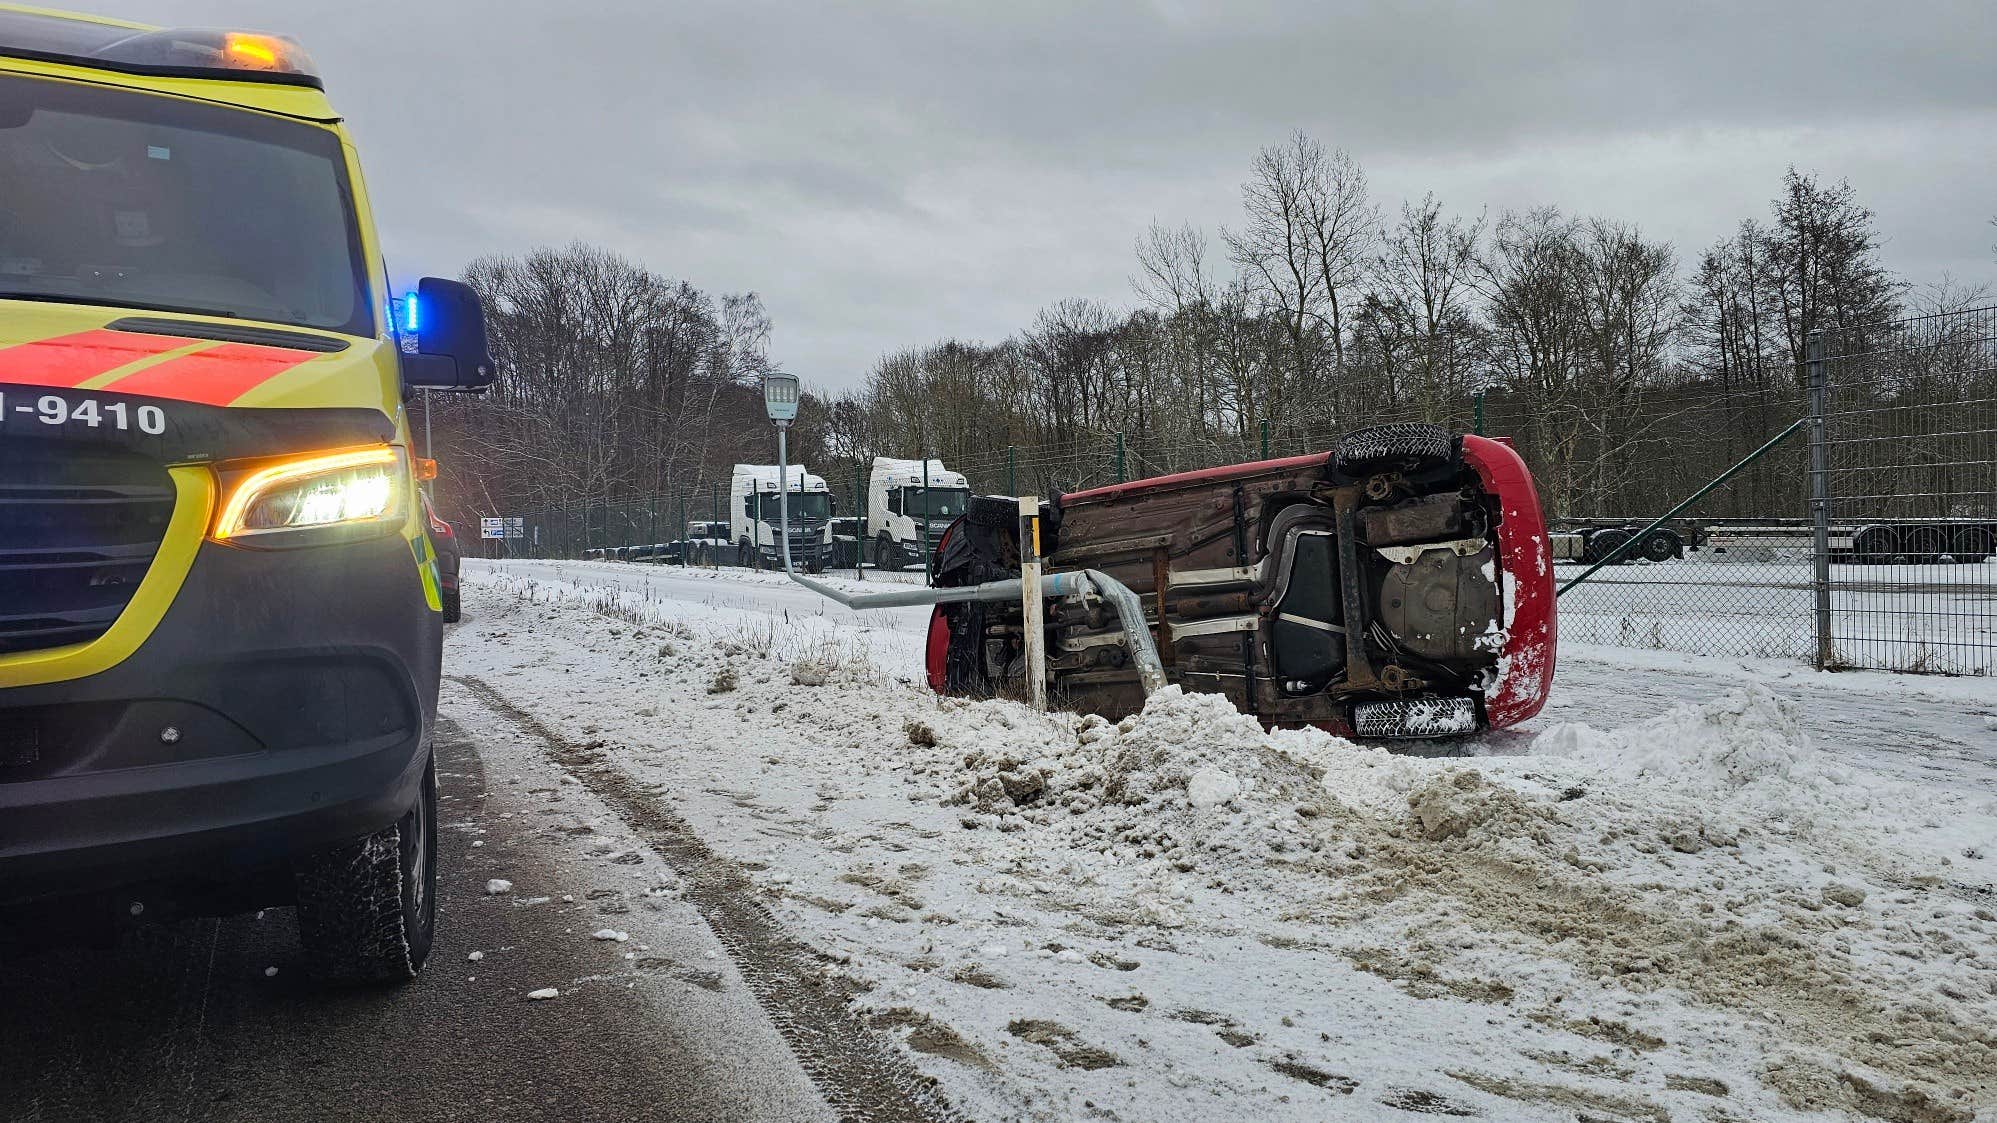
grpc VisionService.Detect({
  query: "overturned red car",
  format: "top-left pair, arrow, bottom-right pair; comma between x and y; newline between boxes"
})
927,424 -> 1555,738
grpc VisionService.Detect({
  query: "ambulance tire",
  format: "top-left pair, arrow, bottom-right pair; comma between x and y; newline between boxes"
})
294,755 -> 438,986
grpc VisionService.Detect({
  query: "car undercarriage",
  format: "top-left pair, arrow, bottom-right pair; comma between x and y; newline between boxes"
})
928,424 -> 1555,738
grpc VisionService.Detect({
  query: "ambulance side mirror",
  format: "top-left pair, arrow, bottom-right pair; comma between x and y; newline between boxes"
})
400,278 -> 496,392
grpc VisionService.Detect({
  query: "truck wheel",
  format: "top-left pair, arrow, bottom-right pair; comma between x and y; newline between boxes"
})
294,755 -> 437,986
1588,528 -> 1633,565
1639,529 -> 1681,562
441,587 -> 462,624
875,535 -> 902,572
739,539 -> 758,570
1953,526 -> 1992,564
1335,422 -> 1453,475
1904,525 -> 1948,562
1851,525 -> 1895,564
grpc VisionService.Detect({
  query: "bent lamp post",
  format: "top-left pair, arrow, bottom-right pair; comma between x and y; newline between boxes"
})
760,374 -> 1164,697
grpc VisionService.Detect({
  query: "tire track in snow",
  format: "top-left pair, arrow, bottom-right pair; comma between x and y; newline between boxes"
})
450,675 -> 962,1123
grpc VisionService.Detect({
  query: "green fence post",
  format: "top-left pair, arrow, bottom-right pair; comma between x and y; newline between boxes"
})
1114,431 -> 1126,482
679,494 -> 688,566
1474,391 -> 1486,436
1006,445 -> 1017,495
854,462 -> 866,580
1260,418 -> 1270,460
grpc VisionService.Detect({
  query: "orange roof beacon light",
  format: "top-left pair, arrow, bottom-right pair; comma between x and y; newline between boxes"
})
220,31 -> 282,70
0,9 -> 325,87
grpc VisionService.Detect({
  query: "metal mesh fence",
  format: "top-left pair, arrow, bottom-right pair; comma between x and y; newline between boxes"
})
1822,306 -> 1997,674
1543,378 -> 1819,664
470,306 -> 1994,676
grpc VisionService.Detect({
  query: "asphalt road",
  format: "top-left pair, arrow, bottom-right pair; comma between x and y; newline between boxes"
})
0,688 -> 944,1123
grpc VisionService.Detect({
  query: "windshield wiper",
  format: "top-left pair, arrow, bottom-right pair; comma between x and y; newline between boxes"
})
0,290 -> 239,319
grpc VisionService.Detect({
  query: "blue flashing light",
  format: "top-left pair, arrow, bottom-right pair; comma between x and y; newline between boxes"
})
402,293 -> 421,334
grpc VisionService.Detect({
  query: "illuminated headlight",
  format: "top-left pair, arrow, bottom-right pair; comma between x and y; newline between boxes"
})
213,447 -> 406,543
1352,696 -> 1481,739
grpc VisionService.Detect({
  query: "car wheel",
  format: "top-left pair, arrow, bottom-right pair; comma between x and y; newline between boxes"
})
1335,422 -> 1453,475
441,586 -> 461,623
967,494 -> 1017,530
294,754 -> 437,986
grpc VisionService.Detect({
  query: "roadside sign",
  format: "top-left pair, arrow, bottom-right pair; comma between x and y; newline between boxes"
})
480,517 -> 506,540
506,518 -> 525,539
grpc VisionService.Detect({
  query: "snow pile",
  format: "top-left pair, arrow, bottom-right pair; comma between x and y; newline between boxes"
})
1529,684 -> 1859,828
946,687 -> 1341,868
452,564 -> 1997,1123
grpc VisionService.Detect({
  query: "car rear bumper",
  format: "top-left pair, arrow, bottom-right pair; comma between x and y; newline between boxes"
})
1461,435 -> 1557,727
0,535 -> 440,907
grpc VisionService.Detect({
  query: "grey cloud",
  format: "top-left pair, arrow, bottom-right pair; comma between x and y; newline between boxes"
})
112,0 -> 1997,386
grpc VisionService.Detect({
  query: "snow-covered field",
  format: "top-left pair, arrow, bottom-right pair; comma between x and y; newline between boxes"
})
452,559 -> 1997,1122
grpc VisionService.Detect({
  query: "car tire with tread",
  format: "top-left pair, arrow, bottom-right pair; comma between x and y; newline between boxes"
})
966,494 -> 1017,531
441,587 -> 461,624
1334,422 -> 1454,474
294,754 -> 437,986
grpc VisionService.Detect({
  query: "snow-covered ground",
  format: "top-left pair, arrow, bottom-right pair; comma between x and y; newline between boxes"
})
1556,554 -> 1997,674
452,559 -> 1997,1122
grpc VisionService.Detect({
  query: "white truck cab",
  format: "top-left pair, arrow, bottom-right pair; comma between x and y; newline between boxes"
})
867,457 -> 970,571
731,464 -> 832,572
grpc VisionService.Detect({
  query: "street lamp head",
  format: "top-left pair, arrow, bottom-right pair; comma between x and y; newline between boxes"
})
762,372 -> 801,427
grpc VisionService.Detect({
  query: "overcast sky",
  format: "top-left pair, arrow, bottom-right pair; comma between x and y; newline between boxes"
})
120,0 -> 1997,390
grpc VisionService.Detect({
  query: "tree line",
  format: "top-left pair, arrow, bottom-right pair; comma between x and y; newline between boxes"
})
432,134 -> 1991,541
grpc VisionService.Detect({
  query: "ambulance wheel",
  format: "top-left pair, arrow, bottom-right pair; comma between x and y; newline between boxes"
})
441,587 -> 462,623
294,755 -> 437,986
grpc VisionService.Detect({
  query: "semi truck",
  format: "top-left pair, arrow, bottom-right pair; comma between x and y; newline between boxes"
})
0,7 -> 495,981
868,456 -> 969,572
731,464 -> 831,571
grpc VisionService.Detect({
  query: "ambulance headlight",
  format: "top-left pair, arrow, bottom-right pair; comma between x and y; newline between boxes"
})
213,446 -> 407,545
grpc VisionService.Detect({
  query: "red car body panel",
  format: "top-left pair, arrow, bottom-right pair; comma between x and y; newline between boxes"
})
925,607 -> 951,693
1460,436 -> 1556,727
1062,452 -> 1334,508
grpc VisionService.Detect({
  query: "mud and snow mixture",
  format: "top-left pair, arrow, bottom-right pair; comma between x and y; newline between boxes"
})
454,560 -> 1997,1122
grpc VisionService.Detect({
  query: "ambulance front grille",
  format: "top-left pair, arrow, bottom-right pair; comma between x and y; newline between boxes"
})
0,443 -> 175,656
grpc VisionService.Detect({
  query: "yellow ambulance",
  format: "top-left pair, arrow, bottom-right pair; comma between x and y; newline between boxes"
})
0,6 -> 493,982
